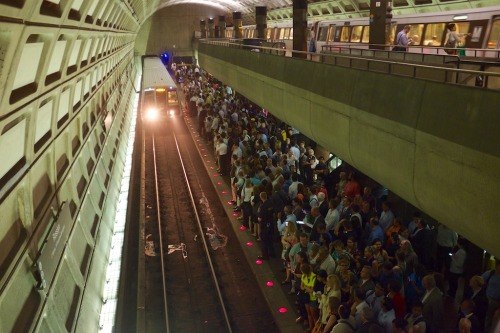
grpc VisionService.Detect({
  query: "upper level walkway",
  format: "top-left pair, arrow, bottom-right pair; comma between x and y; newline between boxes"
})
197,40 -> 500,257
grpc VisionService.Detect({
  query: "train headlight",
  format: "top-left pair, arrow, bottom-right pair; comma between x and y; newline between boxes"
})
146,108 -> 158,121
169,110 -> 175,117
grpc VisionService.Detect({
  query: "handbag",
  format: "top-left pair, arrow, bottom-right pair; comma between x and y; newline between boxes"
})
297,290 -> 310,303
444,33 -> 457,54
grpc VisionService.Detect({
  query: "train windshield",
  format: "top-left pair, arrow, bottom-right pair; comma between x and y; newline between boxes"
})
167,91 -> 178,105
144,90 -> 155,108
156,89 -> 166,110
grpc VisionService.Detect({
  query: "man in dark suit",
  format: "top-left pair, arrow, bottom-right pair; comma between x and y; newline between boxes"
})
410,219 -> 434,267
308,206 -> 325,243
421,274 -> 444,332
468,275 -> 488,332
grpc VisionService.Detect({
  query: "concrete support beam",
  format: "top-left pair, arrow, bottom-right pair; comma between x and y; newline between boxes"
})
218,15 -> 226,38
256,6 -> 267,40
200,19 -> 207,38
233,12 -> 243,39
369,0 -> 390,48
293,0 -> 308,58
208,17 -> 215,38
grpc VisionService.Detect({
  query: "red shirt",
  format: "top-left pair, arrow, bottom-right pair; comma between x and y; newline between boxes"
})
392,292 -> 406,318
343,181 -> 361,199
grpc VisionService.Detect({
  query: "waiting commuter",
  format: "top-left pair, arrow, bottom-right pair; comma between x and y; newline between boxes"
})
482,260 -> 500,332
257,192 -> 275,260
421,274 -> 444,332
393,25 -> 412,52
444,23 -> 471,55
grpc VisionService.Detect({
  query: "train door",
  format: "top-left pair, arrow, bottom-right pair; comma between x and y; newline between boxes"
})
327,24 -> 336,44
465,20 -> 488,49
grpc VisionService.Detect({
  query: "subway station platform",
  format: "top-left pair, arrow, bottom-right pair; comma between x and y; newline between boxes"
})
197,42 -> 500,257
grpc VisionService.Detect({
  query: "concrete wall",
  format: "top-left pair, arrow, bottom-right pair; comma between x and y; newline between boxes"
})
135,4 -> 225,58
198,44 -> 500,256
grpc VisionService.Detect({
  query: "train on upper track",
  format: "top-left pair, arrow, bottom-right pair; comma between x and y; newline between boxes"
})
141,56 -> 180,119
225,6 -> 500,56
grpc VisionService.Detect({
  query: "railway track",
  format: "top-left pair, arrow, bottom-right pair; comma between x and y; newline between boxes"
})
142,115 -> 278,333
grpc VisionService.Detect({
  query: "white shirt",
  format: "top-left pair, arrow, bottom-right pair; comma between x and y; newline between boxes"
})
216,142 -> 228,156
436,225 -> 458,248
325,208 -> 340,231
354,301 -> 370,328
288,181 -> 301,199
378,309 -> 396,333
450,248 -> 466,274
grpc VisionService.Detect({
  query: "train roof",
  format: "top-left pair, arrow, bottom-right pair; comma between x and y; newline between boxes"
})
142,57 -> 176,90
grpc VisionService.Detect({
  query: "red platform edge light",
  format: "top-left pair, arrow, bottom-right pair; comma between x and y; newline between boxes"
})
213,173 -> 219,177
278,308 -> 288,313
217,181 -> 222,185
246,242 -> 253,246
227,201 -> 232,205
255,260 -> 263,265
206,160 -> 211,163
239,225 -> 246,231
221,191 -> 227,194
210,166 -> 215,170
266,281 -> 274,287
233,213 -> 239,217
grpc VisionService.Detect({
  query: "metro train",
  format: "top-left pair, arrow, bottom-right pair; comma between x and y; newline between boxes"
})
232,6 -> 500,55
141,56 -> 180,119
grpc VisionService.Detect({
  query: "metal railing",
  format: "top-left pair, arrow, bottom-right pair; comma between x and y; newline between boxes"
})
199,39 -> 500,91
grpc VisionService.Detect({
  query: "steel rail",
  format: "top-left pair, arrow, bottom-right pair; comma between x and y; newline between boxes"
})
171,132 -> 233,333
150,133 -> 170,333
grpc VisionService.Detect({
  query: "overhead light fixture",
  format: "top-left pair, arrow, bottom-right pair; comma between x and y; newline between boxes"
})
453,15 -> 468,21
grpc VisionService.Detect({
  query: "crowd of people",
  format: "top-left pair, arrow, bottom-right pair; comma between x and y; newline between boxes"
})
175,62 -> 500,333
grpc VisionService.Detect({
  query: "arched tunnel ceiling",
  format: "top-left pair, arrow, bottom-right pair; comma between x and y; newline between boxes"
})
133,0 -> 498,27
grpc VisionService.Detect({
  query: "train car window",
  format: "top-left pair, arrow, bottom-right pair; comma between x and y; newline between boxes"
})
267,28 -> 272,40
318,27 -> 328,41
362,26 -> 370,43
290,28 -> 293,39
327,25 -> 336,42
388,23 -> 397,45
279,28 -> 285,40
340,27 -> 351,42
284,28 -> 290,40
350,26 -> 363,42
409,24 -> 424,46
455,22 -> 470,35
423,23 -> 446,46
487,20 -> 500,48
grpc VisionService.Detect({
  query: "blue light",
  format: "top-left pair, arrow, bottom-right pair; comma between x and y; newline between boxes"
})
160,52 -> 169,65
